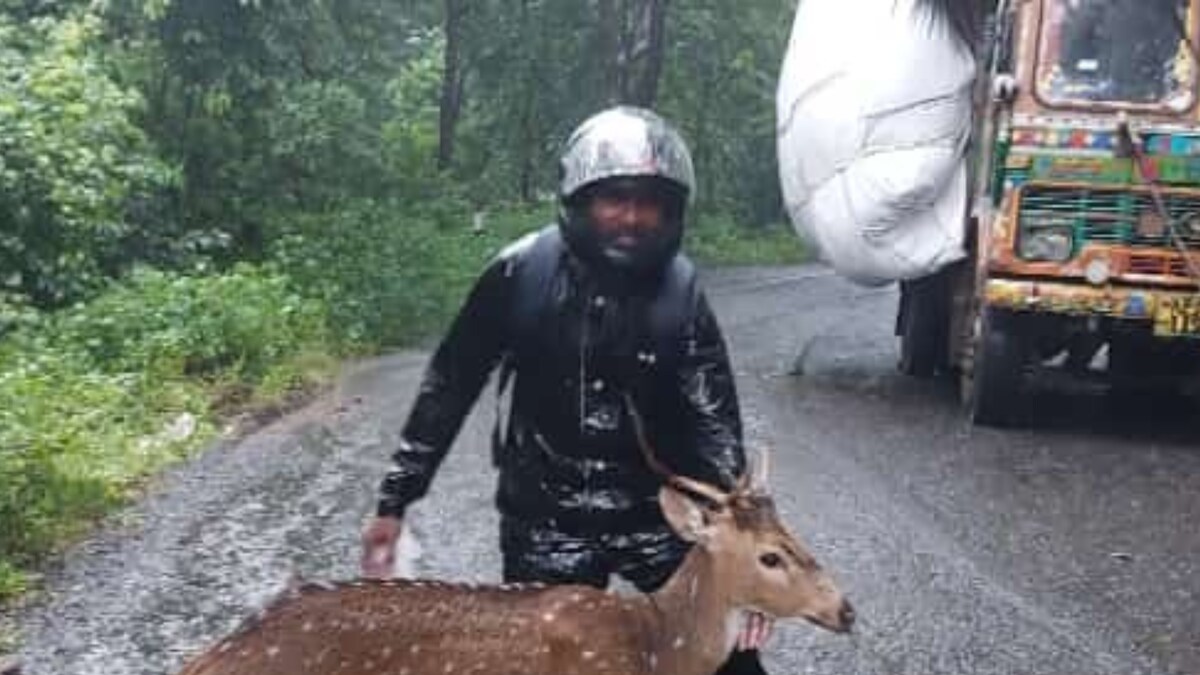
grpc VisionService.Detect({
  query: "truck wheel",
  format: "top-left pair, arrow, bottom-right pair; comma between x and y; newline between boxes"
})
965,308 -> 1028,427
897,274 -> 949,378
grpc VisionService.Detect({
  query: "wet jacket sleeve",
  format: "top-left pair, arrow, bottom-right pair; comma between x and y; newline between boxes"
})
677,291 -> 746,490
376,258 -> 512,518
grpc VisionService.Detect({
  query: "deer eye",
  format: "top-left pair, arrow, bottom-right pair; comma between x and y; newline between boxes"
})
759,552 -> 785,569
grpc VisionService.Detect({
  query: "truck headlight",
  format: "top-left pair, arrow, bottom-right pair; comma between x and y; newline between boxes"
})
1085,257 -> 1112,285
1018,227 -> 1074,262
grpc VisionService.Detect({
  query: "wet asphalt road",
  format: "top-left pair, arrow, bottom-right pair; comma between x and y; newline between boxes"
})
11,265 -> 1200,675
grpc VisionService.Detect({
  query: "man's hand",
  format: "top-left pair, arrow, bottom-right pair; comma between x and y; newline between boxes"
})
737,611 -> 775,651
360,515 -> 403,579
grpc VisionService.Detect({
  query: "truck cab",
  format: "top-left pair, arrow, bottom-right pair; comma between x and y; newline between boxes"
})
941,0 -> 1200,424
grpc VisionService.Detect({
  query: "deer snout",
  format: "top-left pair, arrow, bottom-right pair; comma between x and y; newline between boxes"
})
803,596 -> 855,634
837,599 -> 856,633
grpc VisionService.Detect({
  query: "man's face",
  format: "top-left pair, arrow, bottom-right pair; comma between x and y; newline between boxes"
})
586,179 -> 666,264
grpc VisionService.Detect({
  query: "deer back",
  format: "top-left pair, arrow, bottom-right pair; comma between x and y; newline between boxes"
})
176,579 -> 659,675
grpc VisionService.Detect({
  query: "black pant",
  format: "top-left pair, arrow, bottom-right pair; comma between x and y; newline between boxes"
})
501,517 -> 769,675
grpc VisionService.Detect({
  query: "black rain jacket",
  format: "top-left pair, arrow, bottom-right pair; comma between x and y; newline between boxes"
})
376,226 -> 745,534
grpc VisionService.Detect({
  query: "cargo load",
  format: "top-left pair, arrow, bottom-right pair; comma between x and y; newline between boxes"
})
776,0 -> 977,286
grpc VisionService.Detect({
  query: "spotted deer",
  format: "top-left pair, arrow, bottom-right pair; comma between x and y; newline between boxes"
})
175,404 -> 854,675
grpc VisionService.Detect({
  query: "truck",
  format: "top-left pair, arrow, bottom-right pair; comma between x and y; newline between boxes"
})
779,0 -> 1200,426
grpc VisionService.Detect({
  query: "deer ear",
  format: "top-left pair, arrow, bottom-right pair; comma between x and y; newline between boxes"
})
659,485 -> 715,543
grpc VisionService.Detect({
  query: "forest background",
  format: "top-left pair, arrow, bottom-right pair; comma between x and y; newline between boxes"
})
0,0 -> 806,610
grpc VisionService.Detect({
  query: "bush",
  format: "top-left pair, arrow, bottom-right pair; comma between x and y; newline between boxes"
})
0,12 -> 174,308
0,350 -> 195,571
0,265 -> 331,601
38,266 -> 329,380
270,200 -> 549,348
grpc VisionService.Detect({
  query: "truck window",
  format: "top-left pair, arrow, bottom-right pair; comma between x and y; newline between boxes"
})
1036,0 -> 1195,108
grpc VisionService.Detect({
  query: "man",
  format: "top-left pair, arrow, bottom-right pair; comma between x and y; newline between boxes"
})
360,106 -> 772,675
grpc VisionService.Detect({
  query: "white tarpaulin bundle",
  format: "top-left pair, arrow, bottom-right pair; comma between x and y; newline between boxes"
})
776,0 -> 975,286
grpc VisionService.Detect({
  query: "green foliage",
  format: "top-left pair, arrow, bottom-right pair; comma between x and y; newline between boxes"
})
0,265 -> 332,600
0,11 -> 174,308
42,266 -> 330,379
660,0 -> 794,224
266,81 -> 381,208
270,200 -> 546,348
0,343 -> 196,576
686,215 -> 807,267
454,1 -> 599,203
97,0 -> 424,251
380,28 -> 447,201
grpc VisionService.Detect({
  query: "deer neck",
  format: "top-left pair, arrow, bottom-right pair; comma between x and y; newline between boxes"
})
642,548 -> 742,675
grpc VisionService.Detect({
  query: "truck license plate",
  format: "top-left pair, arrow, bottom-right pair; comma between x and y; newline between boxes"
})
1154,296 -> 1200,337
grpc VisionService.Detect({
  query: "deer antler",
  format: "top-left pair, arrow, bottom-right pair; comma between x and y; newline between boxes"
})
732,444 -> 770,495
753,443 -> 770,491
623,393 -> 730,507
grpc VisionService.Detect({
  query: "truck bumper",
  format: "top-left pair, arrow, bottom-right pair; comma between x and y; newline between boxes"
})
983,278 -> 1198,335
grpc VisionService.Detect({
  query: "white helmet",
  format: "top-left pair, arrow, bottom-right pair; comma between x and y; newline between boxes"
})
558,107 -> 695,278
559,106 -> 695,202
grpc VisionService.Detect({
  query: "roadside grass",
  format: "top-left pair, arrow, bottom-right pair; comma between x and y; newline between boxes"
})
687,214 -> 808,267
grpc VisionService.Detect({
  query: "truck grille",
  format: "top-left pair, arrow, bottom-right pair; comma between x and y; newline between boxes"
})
1018,185 -> 1200,248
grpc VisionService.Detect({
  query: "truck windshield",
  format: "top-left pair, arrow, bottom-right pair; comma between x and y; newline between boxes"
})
1036,0 -> 1197,109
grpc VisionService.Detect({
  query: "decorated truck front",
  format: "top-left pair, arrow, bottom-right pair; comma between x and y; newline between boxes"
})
968,0 -> 1200,423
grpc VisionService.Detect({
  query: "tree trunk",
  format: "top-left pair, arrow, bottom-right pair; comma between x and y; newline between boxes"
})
518,89 -> 538,203
517,0 -> 537,203
629,0 -> 668,107
437,0 -> 467,170
596,0 -> 622,104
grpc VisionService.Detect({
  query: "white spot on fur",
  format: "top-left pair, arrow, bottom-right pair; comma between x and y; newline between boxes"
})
582,651 -> 596,660
266,645 -> 280,658
673,636 -> 686,649
542,612 -> 556,622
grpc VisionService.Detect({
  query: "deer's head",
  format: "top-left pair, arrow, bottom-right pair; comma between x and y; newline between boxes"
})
658,479 -> 854,633
627,396 -> 854,634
